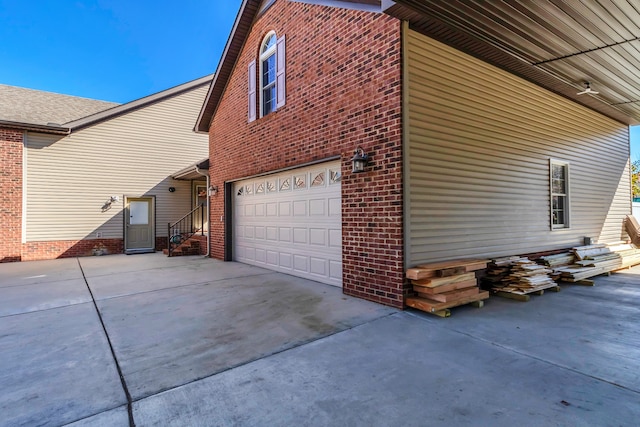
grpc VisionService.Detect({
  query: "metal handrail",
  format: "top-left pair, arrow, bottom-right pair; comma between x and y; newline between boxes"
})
167,204 -> 205,256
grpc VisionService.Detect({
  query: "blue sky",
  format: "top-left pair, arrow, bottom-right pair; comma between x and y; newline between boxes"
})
1,0 -> 638,157
0,0 -> 242,103
631,127 -> 640,162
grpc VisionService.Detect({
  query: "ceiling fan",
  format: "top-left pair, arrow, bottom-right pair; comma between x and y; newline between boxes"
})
577,81 -> 599,95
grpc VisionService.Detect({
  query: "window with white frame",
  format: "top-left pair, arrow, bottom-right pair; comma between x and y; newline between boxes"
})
260,32 -> 277,116
550,160 -> 570,229
248,31 -> 286,122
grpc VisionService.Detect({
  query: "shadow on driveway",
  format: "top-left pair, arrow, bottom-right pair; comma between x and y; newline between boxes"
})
1,254 -> 640,426
0,253 -> 394,426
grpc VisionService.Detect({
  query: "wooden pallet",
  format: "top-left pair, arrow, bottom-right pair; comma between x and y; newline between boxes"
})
492,282 -> 561,302
406,290 -> 489,317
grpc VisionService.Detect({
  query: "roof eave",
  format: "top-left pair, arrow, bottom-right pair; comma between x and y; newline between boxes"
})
65,74 -> 214,131
171,158 -> 210,180
195,0 -> 261,133
0,119 -> 70,135
382,1 -> 639,126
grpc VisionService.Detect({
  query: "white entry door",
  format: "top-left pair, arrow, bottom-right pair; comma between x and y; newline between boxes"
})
233,161 -> 342,287
125,197 -> 155,254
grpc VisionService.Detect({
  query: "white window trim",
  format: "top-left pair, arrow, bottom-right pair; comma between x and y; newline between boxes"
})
550,159 -> 570,230
248,60 -> 257,123
259,31 -> 277,118
275,34 -> 286,109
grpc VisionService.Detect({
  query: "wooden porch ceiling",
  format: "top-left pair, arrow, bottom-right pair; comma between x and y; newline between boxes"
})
383,0 -> 640,125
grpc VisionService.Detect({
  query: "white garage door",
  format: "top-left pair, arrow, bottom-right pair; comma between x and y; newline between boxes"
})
233,161 -> 342,287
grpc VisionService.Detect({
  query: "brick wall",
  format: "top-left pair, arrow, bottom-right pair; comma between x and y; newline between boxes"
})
21,238 -> 125,261
208,2 -> 406,307
0,127 -> 23,262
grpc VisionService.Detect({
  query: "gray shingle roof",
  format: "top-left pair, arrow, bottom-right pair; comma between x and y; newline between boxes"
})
0,84 -> 119,126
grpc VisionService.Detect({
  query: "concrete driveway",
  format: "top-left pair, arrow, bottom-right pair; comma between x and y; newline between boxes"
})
1,254 -> 639,426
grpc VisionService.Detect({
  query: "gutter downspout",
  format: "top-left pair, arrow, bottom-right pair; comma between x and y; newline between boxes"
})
195,165 -> 210,257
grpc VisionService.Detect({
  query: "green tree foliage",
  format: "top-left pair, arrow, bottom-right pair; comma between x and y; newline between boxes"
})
633,160 -> 640,199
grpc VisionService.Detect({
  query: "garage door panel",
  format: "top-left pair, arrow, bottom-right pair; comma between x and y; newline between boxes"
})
310,228 -> 326,246
267,251 -> 278,266
293,255 -> 308,272
329,198 -> 341,216
329,261 -> 342,280
236,245 -> 245,258
293,200 -> 307,216
266,227 -> 277,240
279,227 -> 291,242
293,228 -> 307,244
309,199 -> 326,216
255,248 -> 266,263
280,253 -> 292,269
310,257 -> 326,276
279,201 -> 291,216
266,202 -> 278,216
233,161 -> 342,287
329,229 -> 341,248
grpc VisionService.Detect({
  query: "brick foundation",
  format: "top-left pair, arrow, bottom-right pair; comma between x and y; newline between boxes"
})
156,236 -> 168,252
17,236 -> 167,262
21,239 -> 125,261
207,3 -> 406,307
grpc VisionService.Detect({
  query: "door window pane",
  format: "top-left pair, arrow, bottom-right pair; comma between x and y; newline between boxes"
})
130,201 -> 149,225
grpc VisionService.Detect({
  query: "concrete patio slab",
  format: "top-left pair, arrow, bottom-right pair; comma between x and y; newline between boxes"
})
63,405 -> 129,427
82,255 -> 270,300
96,270 -> 395,400
133,312 -> 640,427
78,252 -> 211,279
2,253 -> 639,427
0,303 -> 125,427
0,279 -> 91,317
416,274 -> 640,392
0,258 -> 83,288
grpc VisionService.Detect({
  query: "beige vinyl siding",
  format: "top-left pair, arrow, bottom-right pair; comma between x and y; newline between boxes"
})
25,86 -> 208,242
406,29 -> 631,266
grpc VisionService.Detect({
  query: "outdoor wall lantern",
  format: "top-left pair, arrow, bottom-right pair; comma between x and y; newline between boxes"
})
209,185 -> 218,196
351,146 -> 369,173
168,187 -> 176,192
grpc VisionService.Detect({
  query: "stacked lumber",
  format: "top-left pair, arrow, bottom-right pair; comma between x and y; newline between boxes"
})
483,257 -> 560,301
405,259 -> 489,317
552,242 -> 640,282
481,256 -> 527,288
555,244 -> 621,282
539,252 -> 575,268
625,215 -> 640,247
615,245 -> 640,268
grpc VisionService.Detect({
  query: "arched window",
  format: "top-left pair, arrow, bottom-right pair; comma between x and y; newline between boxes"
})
248,31 -> 285,122
260,32 -> 277,117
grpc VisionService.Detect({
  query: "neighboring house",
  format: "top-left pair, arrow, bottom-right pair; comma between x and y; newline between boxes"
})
0,76 -> 211,262
195,0 -> 638,308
